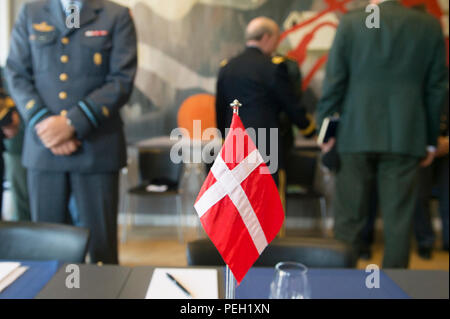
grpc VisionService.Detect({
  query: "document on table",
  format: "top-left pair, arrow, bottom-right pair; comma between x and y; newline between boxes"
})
0,262 -> 28,293
145,268 -> 219,299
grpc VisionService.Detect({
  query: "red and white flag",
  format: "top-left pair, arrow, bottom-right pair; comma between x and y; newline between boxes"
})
194,113 -> 285,284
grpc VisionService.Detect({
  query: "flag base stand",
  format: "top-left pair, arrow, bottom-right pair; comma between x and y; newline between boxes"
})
225,266 -> 236,299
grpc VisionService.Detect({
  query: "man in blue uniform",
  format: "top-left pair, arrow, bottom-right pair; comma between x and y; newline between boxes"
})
6,0 -> 137,263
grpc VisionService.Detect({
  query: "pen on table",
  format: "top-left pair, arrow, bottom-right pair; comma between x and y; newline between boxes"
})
166,273 -> 193,298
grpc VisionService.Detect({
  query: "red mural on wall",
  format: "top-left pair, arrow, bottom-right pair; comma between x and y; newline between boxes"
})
282,0 -> 448,91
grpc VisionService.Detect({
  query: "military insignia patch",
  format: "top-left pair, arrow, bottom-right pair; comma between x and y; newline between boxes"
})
93,53 -> 103,66
26,99 -> 36,110
32,22 -> 55,32
85,30 -> 109,37
272,56 -> 286,65
220,59 -> 228,67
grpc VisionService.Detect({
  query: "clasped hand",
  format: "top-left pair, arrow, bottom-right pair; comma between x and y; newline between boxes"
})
35,115 -> 80,156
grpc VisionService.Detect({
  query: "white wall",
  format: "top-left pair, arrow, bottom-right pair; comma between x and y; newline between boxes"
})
0,0 -> 12,66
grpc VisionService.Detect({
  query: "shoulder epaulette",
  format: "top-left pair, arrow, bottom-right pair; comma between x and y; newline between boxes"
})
220,59 -> 228,67
272,56 -> 286,65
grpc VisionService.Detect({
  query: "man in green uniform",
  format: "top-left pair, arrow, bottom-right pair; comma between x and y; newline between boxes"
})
317,0 -> 448,267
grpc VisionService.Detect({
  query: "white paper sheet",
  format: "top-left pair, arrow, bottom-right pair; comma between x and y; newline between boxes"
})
0,262 -> 21,283
0,266 -> 28,293
145,268 -> 219,299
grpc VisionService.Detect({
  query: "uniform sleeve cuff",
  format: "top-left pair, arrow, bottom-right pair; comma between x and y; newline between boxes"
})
67,104 -> 95,139
28,107 -> 51,128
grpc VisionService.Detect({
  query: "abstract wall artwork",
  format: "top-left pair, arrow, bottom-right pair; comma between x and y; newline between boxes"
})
111,0 -> 448,142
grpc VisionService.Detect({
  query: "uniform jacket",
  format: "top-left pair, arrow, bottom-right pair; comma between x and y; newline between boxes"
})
6,0 -> 137,172
317,1 -> 448,158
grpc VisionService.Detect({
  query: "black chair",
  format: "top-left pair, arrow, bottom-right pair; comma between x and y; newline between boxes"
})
121,147 -> 183,242
0,221 -> 89,263
186,237 -> 356,268
285,148 -> 328,236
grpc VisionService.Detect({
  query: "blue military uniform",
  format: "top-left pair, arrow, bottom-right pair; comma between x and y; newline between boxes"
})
6,0 -> 137,263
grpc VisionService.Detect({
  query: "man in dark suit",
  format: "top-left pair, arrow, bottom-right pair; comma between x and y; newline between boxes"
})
317,0 -> 448,267
414,93 -> 449,258
216,17 -> 315,181
6,0 -> 137,263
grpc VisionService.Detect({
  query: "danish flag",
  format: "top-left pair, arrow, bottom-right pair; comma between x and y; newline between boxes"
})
194,111 -> 285,284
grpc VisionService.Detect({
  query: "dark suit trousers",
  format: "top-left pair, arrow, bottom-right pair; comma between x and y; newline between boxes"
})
414,155 -> 449,249
334,153 -> 419,268
27,170 -> 119,264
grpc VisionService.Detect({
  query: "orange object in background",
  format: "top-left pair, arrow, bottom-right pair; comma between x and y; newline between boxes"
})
177,94 -> 217,140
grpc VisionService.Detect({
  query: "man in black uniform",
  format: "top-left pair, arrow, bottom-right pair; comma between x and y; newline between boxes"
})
6,0 -> 137,263
216,17 -> 315,181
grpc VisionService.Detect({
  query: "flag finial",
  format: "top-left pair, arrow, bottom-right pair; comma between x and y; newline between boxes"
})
230,99 -> 242,115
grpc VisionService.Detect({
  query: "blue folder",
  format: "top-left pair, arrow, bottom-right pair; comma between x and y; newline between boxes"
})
0,260 -> 60,299
234,268 -> 410,299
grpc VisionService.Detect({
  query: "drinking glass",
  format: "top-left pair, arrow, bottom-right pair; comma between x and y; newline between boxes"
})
269,262 -> 311,299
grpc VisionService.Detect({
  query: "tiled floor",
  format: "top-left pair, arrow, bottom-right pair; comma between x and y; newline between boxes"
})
118,226 -> 449,270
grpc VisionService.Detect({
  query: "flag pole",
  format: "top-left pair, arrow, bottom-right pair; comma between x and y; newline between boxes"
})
230,99 -> 242,116
225,266 -> 236,299
224,99 -> 242,300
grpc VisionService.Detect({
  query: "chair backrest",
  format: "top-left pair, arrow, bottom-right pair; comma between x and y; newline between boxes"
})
186,237 -> 356,268
286,149 -> 319,188
0,221 -> 89,263
138,148 -> 183,185
177,94 -> 217,141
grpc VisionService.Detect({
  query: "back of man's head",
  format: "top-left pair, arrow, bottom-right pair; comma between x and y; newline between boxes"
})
245,17 -> 280,55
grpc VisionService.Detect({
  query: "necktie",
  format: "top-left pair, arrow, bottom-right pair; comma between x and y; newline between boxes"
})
62,0 -> 82,16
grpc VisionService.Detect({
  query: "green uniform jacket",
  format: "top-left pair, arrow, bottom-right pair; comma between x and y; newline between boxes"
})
317,1 -> 448,158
